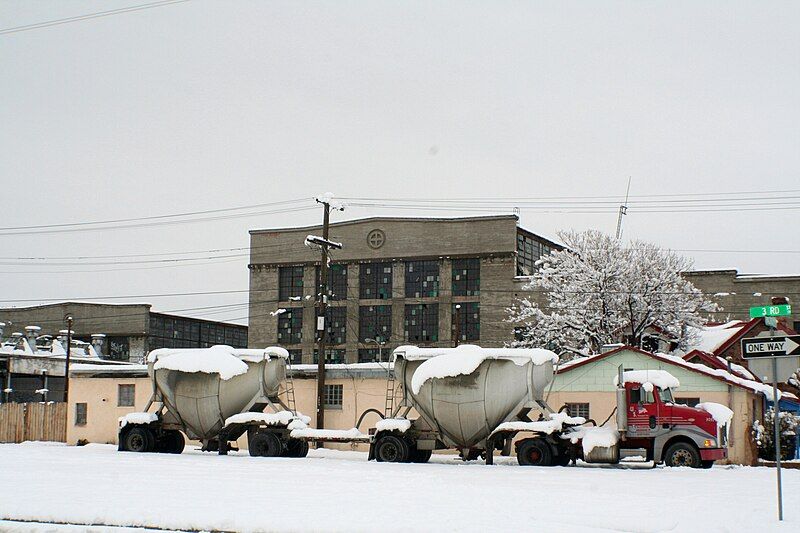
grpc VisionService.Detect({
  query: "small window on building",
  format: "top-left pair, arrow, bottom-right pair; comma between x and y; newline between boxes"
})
452,258 -> 480,296
117,384 -> 135,407
277,308 -> 303,345
360,262 -> 393,299
404,304 -> 439,343
358,348 -> 391,363
674,397 -> 700,407
565,403 -> 590,419
452,302 -> 480,341
359,305 -> 392,343
405,260 -> 439,298
287,350 -> 303,364
316,306 -> 346,345
315,264 -> 348,300
75,403 -> 87,426
323,384 -> 343,409
278,266 -> 305,301
313,349 -> 346,364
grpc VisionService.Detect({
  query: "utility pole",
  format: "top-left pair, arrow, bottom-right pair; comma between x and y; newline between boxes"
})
63,315 -> 73,404
454,304 -> 462,347
308,195 -> 343,440
615,177 -> 631,240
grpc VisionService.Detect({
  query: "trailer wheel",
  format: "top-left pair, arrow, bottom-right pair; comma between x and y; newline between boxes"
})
284,438 -> 310,458
410,448 -> 432,463
249,431 -> 283,457
158,430 -> 185,454
375,435 -> 410,463
122,426 -> 155,453
664,442 -> 701,468
517,438 -> 553,467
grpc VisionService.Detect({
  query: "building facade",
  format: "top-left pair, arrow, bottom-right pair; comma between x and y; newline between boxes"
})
685,270 -> 800,329
0,302 -> 247,363
247,215 -> 560,363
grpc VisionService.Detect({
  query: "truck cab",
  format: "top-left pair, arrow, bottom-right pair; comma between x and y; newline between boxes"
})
621,379 -> 727,467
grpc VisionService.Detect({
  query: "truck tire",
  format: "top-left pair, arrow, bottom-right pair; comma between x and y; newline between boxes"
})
410,448 -> 432,463
283,438 -> 309,458
375,435 -> 410,463
517,438 -> 553,466
249,431 -> 283,457
664,442 -> 701,468
122,426 -> 155,453
158,430 -> 185,454
701,460 -> 714,469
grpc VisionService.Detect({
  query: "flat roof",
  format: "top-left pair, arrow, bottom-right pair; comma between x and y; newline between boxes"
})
249,214 -> 519,234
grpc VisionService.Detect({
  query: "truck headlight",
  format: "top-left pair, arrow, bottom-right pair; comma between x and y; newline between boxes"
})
703,439 -> 716,447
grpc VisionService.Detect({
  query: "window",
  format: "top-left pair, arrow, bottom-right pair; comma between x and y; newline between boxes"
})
118,384 -> 135,407
359,305 -> 391,343
675,397 -> 700,407
452,303 -> 480,341
517,231 -> 558,276
313,349 -> 346,363
404,304 -> 439,343
148,315 -> 247,350
324,384 -> 343,409
279,266 -> 305,301
565,403 -> 590,419
75,403 -> 87,426
287,350 -> 303,364
277,308 -> 303,345
315,264 -> 348,300
360,262 -> 393,299
358,348 -> 390,363
317,306 -> 346,345
405,260 -> 439,297
452,258 -> 480,296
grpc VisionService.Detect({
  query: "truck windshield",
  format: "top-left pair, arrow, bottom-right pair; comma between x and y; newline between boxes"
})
658,387 -> 674,404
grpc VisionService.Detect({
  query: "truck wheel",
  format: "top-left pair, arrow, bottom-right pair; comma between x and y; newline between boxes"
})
375,435 -> 410,463
122,426 -> 155,453
249,431 -> 283,457
158,430 -> 185,454
664,443 -> 701,468
284,438 -> 309,458
517,438 -> 553,466
701,460 -> 714,469
410,448 -> 432,463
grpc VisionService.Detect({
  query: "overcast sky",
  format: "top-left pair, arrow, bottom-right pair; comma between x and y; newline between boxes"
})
1,1 -> 798,325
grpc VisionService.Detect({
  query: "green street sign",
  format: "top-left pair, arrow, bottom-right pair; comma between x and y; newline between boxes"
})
749,304 -> 792,318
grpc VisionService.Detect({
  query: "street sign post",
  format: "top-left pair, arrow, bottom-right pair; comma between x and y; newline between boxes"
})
741,310 -> 794,521
749,304 -> 792,319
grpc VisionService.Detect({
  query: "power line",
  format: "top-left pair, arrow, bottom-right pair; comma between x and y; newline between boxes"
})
0,0 -> 191,36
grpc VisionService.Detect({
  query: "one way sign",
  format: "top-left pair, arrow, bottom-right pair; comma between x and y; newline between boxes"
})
741,335 -> 800,359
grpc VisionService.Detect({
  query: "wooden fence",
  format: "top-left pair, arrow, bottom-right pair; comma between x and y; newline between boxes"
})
0,402 -> 67,443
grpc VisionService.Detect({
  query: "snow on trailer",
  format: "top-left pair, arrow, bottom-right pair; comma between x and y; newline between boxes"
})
118,345 -> 310,458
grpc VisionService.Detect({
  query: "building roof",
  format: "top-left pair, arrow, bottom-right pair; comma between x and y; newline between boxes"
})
557,345 -> 795,400
249,214 -> 520,235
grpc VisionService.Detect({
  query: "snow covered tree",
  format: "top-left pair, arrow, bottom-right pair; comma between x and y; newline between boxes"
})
507,229 -> 718,358
751,408 -> 799,461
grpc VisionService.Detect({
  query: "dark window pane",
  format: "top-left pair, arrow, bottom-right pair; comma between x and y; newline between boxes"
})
315,263 -> 348,301
316,307 -> 346,345
404,304 -> 439,343
323,383 -> 343,408
360,262 -> 393,299
313,349 -> 346,364
452,302 -> 480,341
279,266 -> 305,300
277,308 -> 303,345
405,261 -> 439,298
452,258 -> 480,297
359,305 -> 392,343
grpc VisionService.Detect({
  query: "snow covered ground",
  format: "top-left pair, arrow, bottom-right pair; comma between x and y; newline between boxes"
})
1,442 -> 798,532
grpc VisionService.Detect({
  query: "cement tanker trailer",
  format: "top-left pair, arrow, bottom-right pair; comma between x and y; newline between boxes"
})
118,345 -> 310,457
369,345 -> 729,468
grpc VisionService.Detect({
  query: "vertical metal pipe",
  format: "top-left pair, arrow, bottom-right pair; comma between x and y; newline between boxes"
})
64,316 -> 73,404
772,356 -> 783,521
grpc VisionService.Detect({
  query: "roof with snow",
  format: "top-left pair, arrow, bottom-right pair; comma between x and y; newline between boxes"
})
558,345 -> 796,402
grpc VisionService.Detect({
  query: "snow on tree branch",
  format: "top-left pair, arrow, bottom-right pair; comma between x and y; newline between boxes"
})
507,230 -> 718,358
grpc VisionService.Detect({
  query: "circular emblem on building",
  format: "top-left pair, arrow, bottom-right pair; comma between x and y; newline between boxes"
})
367,229 -> 386,249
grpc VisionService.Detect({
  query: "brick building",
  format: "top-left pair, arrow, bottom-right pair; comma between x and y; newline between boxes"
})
247,215 -> 560,363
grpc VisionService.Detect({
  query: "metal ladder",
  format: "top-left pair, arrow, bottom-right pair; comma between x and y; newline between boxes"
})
384,366 -> 396,418
284,360 -> 297,415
